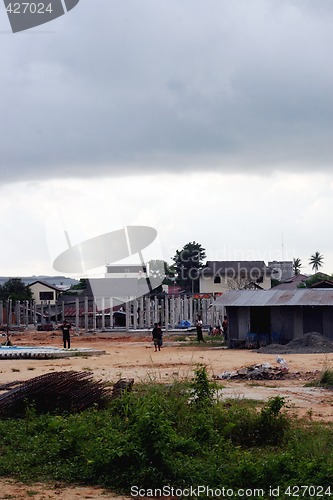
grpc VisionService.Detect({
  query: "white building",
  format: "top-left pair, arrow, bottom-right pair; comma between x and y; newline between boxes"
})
199,261 -> 272,294
27,280 -> 62,305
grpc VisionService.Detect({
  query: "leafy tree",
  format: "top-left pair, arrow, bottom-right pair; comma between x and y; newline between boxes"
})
293,257 -> 302,276
172,241 -> 206,293
309,251 -> 324,273
60,278 -> 88,297
0,278 -> 32,302
297,272 -> 333,288
162,261 -> 176,284
69,278 -> 88,290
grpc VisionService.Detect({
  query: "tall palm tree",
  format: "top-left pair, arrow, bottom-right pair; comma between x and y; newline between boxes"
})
293,257 -> 302,276
309,251 -> 324,273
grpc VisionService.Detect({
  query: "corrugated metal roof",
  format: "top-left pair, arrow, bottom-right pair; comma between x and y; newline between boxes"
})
213,288 -> 333,307
271,274 -> 308,290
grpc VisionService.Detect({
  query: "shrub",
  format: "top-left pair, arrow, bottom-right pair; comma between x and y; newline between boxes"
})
319,368 -> 333,387
0,380 -> 332,495
191,364 -> 215,406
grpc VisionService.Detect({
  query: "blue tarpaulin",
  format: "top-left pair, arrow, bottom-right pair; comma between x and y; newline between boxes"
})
177,320 -> 192,328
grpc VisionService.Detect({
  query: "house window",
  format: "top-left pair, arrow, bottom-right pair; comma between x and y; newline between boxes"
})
214,275 -> 221,284
39,291 -> 54,301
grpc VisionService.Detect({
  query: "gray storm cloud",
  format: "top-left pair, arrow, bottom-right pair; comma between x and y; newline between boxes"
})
1,0 -> 333,182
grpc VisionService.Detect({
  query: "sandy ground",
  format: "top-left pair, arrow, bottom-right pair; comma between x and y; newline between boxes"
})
1,329 -> 333,498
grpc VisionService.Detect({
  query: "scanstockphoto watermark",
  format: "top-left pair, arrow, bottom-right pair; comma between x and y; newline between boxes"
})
131,485 -> 333,498
130,485 -> 284,498
3,0 -> 80,33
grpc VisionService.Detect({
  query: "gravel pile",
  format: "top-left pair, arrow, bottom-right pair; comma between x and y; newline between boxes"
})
258,332 -> 333,354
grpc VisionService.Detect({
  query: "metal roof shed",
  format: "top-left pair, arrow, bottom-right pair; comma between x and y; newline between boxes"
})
212,289 -> 333,345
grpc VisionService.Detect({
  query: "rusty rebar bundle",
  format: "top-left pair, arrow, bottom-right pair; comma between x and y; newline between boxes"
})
0,371 -> 113,418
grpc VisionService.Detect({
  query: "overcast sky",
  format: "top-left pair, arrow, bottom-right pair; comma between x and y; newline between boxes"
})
0,0 -> 333,277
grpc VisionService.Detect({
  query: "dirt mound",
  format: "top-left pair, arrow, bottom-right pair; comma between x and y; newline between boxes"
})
258,332 -> 333,354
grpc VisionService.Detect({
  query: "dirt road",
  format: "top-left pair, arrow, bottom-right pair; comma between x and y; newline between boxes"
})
1,329 -> 333,421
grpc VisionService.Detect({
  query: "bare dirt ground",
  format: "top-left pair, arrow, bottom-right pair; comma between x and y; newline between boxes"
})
1,329 -> 333,498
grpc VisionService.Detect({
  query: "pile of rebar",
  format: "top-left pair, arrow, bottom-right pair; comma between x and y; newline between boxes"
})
0,371 -> 113,418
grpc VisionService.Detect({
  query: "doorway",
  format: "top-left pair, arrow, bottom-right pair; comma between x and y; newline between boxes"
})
250,307 -> 271,334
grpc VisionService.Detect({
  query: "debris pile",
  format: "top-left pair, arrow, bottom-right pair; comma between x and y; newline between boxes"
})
259,332 -> 333,354
213,362 -> 288,381
112,377 -> 134,398
0,371 -> 114,418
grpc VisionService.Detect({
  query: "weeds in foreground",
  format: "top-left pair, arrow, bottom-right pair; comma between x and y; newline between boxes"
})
319,368 -> 333,387
0,366 -> 332,496
306,366 -> 333,388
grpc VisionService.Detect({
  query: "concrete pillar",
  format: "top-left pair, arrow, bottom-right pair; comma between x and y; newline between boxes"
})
101,297 -> 105,330
85,296 -> 89,332
170,296 -> 175,329
145,296 -> 151,328
109,297 -> 113,328
204,299 -> 209,324
33,301 -> 37,325
133,300 -> 138,330
125,299 -> 130,332
76,297 -> 80,334
176,296 -> 181,326
55,303 -> 59,326
154,297 -> 158,323
15,302 -> 20,326
40,302 -> 44,325
186,296 -> 190,321
165,297 -> 169,332
139,297 -> 144,328
25,301 -> 29,327
61,301 -> 65,323
93,300 -> 97,332
160,298 -> 164,327
189,297 -> 193,325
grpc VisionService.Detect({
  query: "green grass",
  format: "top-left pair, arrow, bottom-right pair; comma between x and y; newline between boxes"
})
305,367 -> 333,387
172,334 -> 226,347
0,366 -> 332,498
319,368 -> 333,387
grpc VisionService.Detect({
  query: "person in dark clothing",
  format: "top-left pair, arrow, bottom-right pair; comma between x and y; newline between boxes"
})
60,320 -> 71,349
152,322 -> 163,352
196,315 -> 205,343
222,315 -> 228,342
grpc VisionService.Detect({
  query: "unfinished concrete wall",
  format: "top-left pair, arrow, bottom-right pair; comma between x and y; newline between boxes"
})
225,307 -> 251,341
235,307 -> 250,340
293,307 -> 303,339
227,307 -> 238,340
271,307 -> 294,343
268,261 -> 293,281
322,307 -> 333,340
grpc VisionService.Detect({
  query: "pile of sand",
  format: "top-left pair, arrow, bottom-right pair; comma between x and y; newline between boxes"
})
258,332 -> 333,354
